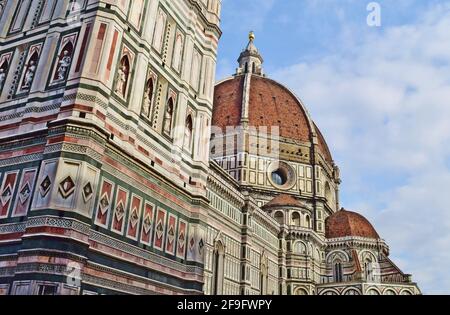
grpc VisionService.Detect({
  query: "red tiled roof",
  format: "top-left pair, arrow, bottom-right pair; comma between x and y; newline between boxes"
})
325,209 -> 380,239
212,74 -> 333,162
212,75 -> 244,134
315,123 -> 333,164
262,194 -> 305,209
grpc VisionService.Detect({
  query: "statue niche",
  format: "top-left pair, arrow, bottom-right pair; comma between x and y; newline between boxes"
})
142,78 -> 154,118
21,52 -> 39,90
115,55 -> 130,97
0,59 -> 9,89
183,115 -> 193,151
163,98 -> 174,136
54,42 -> 74,82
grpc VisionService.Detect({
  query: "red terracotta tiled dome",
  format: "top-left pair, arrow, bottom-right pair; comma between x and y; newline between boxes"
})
212,74 -> 334,163
262,194 -> 306,209
325,209 -> 380,239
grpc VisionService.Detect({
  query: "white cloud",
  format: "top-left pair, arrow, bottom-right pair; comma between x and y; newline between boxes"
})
273,3 -> 450,294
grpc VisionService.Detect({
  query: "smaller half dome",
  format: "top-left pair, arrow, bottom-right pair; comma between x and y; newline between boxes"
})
326,209 -> 380,239
262,194 -> 305,209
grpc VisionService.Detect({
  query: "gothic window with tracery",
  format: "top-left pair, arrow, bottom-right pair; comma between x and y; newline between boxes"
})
274,211 -> 284,225
333,262 -> 343,283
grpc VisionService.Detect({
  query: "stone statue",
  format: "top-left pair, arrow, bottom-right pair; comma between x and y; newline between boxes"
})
56,50 -> 72,81
0,68 -> 5,88
163,105 -> 173,135
184,123 -> 192,150
22,61 -> 36,89
142,88 -> 151,117
115,65 -> 128,96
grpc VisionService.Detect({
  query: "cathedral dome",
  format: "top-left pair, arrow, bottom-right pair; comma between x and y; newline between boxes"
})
212,33 -> 334,164
325,209 -> 380,240
213,75 -> 309,140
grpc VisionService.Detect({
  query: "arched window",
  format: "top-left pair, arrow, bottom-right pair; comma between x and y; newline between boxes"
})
295,288 -> 308,295
163,98 -> 174,136
142,78 -> 154,118
344,289 -> 360,295
401,290 -> 413,296
184,115 -> 193,151
274,211 -> 284,225
244,62 -> 248,73
333,262 -> 343,283
367,289 -> 380,295
212,241 -> 225,295
296,242 -> 306,255
252,62 -> 256,74
115,55 -> 130,97
292,212 -> 301,226
305,215 -> 311,229
384,289 -> 396,295
315,249 -> 321,261
364,259 -> 374,281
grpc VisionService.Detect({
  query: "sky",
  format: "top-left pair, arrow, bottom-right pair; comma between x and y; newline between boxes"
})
216,0 -> 450,295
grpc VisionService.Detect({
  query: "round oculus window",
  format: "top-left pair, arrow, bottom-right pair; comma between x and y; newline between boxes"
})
271,169 -> 288,186
268,161 -> 296,189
